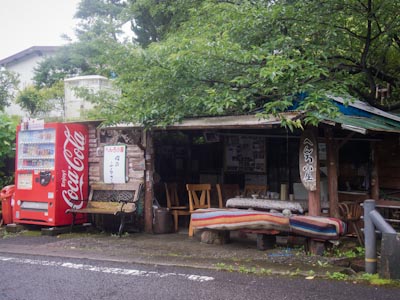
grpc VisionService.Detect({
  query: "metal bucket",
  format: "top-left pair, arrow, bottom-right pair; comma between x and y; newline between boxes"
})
153,208 -> 173,234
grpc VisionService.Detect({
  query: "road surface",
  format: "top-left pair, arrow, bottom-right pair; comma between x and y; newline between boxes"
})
0,253 -> 398,300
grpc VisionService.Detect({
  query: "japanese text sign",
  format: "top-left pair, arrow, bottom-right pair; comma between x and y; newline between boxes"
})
299,130 -> 318,191
104,145 -> 126,184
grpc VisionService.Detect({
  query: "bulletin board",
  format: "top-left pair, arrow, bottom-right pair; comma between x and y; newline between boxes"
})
104,145 -> 126,183
224,136 -> 266,173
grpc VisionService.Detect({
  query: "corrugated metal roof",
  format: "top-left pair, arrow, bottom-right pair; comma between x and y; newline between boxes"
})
329,95 -> 400,122
321,114 -> 400,134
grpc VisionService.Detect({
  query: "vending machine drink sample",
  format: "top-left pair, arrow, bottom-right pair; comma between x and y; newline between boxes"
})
14,122 -> 89,226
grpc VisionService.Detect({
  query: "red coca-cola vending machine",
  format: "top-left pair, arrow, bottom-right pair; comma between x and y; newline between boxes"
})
13,121 -> 89,226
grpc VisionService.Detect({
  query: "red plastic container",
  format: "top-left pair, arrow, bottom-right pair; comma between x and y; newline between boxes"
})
1,185 -> 15,224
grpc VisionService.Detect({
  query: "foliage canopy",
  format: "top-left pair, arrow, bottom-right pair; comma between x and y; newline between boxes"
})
33,0 -> 400,127
0,69 -> 19,110
0,113 -> 18,186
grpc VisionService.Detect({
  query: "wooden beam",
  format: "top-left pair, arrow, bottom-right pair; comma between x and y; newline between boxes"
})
144,130 -> 155,233
325,128 -> 339,218
338,132 -> 355,149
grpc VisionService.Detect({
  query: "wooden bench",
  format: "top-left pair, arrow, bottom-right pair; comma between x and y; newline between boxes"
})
66,181 -> 143,236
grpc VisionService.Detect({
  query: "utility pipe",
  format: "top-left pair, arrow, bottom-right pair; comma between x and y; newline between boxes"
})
364,199 -> 397,274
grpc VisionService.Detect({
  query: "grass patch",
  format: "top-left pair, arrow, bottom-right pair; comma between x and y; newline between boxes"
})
20,230 -> 41,237
325,245 -> 365,258
359,273 -> 400,287
215,262 -> 273,276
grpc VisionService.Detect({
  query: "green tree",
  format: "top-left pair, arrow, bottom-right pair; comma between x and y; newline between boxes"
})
0,113 -> 18,187
40,81 -> 66,118
33,45 -> 100,88
32,0 -> 400,128
101,0 -> 399,126
0,69 -> 19,110
75,0 -> 127,42
126,0 -> 203,47
93,0 -> 350,126
16,86 -> 54,117
278,0 -> 400,109
74,0 -> 202,47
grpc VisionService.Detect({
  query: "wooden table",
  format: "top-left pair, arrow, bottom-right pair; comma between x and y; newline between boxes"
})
226,197 -> 330,214
226,198 -> 306,213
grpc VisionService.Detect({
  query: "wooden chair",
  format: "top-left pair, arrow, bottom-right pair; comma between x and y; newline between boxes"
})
186,184 -> 211,237
338,202 -> 364,245
216,184 -> 240,208
243,184 -> 268,197
165,183 -> 190,232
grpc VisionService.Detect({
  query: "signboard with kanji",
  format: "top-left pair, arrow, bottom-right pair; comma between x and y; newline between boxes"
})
104,145 -> 126,184
299,130 -> 318,191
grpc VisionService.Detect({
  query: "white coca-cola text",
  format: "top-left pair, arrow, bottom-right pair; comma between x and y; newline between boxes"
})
62,126 -> 86,209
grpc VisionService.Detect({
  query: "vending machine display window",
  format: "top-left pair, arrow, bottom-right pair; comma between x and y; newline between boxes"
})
17,128 -> 56,171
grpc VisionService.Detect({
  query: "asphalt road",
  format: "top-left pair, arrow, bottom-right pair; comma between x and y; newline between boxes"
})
0,253 -> 399,300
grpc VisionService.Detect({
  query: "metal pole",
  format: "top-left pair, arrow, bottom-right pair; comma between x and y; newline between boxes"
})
364,199 -> 377,274
369,210 -> 397,234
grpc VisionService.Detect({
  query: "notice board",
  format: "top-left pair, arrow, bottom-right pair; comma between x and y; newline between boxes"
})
104,145 -> 126,183
224,136 -> 266,173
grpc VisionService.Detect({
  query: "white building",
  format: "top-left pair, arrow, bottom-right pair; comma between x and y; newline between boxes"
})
64,75 -> 116,119
0,46 -> 60,116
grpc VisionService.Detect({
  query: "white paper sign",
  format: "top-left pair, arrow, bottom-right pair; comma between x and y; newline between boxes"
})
17,173 -> 33,190
103,145 -> 126,183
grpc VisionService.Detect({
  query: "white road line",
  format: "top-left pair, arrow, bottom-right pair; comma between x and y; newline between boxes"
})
0,256 -> 214,282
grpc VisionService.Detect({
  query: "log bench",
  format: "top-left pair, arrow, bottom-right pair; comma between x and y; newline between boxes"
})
200,228 -> 280,250
66,182 -> 143,236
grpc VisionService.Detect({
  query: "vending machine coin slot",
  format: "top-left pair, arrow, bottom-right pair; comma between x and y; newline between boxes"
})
39,171 -> 51,186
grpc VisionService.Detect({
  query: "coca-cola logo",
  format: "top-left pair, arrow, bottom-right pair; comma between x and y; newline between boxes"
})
62,126 -> 86,209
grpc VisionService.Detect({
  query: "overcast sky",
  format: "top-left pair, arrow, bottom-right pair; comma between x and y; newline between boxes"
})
0,0 -> 80,60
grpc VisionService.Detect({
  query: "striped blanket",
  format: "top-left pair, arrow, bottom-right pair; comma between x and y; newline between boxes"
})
191,208 -> 290,231
191,208 -> 346,240
289,215 -> 347,240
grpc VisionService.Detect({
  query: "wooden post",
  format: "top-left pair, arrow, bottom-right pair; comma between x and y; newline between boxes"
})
144,130 -> 155,233
325,128 -> 339,218
371,141 -> 380,200
308,189 -> 321,216
256,234 -> 277,250
307,239 -> 326,256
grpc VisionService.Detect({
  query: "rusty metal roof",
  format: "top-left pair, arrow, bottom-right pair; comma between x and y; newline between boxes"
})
100,112 -> 300,130
164,113 -> 299,130
98,102 -> 400,134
